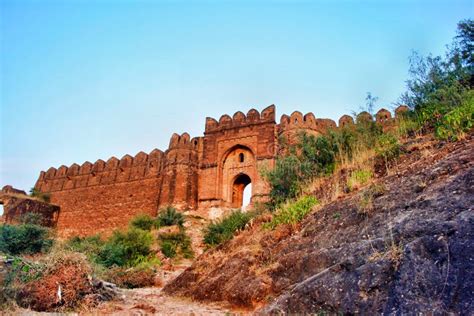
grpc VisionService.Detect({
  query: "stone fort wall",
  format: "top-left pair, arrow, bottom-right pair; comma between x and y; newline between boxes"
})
34,104 -> 408,237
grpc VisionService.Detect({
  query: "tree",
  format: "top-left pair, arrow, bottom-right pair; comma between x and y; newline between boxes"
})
455,19 -> 473,87
456,19 -> 474,69
400,19 -> 473,111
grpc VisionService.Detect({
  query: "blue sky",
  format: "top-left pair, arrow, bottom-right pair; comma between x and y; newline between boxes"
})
1,0 -> 472,193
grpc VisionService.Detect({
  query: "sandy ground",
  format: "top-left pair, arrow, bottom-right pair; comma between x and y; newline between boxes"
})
92,263 -> 241,316
95,287 -> 236,315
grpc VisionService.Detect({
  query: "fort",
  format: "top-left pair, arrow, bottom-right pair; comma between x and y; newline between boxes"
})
30,104 -> 408,237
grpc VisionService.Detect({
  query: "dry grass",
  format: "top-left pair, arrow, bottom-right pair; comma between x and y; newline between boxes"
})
337,144 -> 376,173
386,243 -> 404,270
1,192 -> 43,202
102,266 -> 161,289
368,242 -> 404,270
14,249 -> 95,312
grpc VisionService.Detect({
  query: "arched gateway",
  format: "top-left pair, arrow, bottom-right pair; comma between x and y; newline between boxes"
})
220,145 -> 255,208
197,105 -> 277,211
232,174 -> 251,208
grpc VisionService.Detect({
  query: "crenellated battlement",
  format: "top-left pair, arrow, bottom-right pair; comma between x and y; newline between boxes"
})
277,105 -> 409,137
204,105 -> 276,133
168,133 -> 202,151
35,148 -> 165,192
36,104 -> 409,194
32,103 -> 412,237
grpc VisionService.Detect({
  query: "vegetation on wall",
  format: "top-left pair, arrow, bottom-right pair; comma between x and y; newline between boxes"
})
29,188 -> 51,203
1,18 -> 471,313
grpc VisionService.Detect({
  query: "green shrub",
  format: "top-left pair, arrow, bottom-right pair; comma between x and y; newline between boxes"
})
297,133 -> 337,176
96,228 -> 153,268
160,240 -> 177,258
328,128 -> 357,161
354,120 -> 382,150
66,235 -> 105,261
203,211 -> 253,246
130,214 -> 155,231
158,231 -> 193,258
264,195 -> 318,229
264,133 -> 336,208
67,222 -> 161,270
263,155 -> 303,207
375,133 -> 401,163
2,256 -> 45,308
435,91 -> 474,140
0,224 -> 53,255
156,206 -> 184,227
328,114 -> 384,163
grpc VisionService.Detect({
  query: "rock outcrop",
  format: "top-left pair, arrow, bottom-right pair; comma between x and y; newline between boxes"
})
165,135 -> 474,314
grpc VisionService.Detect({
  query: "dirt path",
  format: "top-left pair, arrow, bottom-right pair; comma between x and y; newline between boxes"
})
96,287 -> 235,315
93,261 -> 241,315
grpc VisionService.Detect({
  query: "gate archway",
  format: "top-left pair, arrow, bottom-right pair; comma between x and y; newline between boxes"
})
232,173 -> 251,208
220,145 -> 256,207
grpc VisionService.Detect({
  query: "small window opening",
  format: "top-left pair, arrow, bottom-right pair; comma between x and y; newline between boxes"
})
239,153 -> 245,163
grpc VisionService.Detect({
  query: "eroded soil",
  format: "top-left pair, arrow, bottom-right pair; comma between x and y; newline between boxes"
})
91,262 -> 239,315
165,135 -> 474,314
17,135 -> 472,315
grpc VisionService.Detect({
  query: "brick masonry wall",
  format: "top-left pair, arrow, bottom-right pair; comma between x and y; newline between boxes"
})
32,105 -> 409,237
49,177 -> 161,238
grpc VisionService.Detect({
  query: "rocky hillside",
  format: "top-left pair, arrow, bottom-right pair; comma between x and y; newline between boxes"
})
164,135 -> 474,314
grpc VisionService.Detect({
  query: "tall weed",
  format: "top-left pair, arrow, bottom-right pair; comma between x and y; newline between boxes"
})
130,214 -> 155,231
158,231 -> 193,258
347,169 -> 373,192
264,196 -> 318,229
156,206 -> 185,227
203,211 -> 253,246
